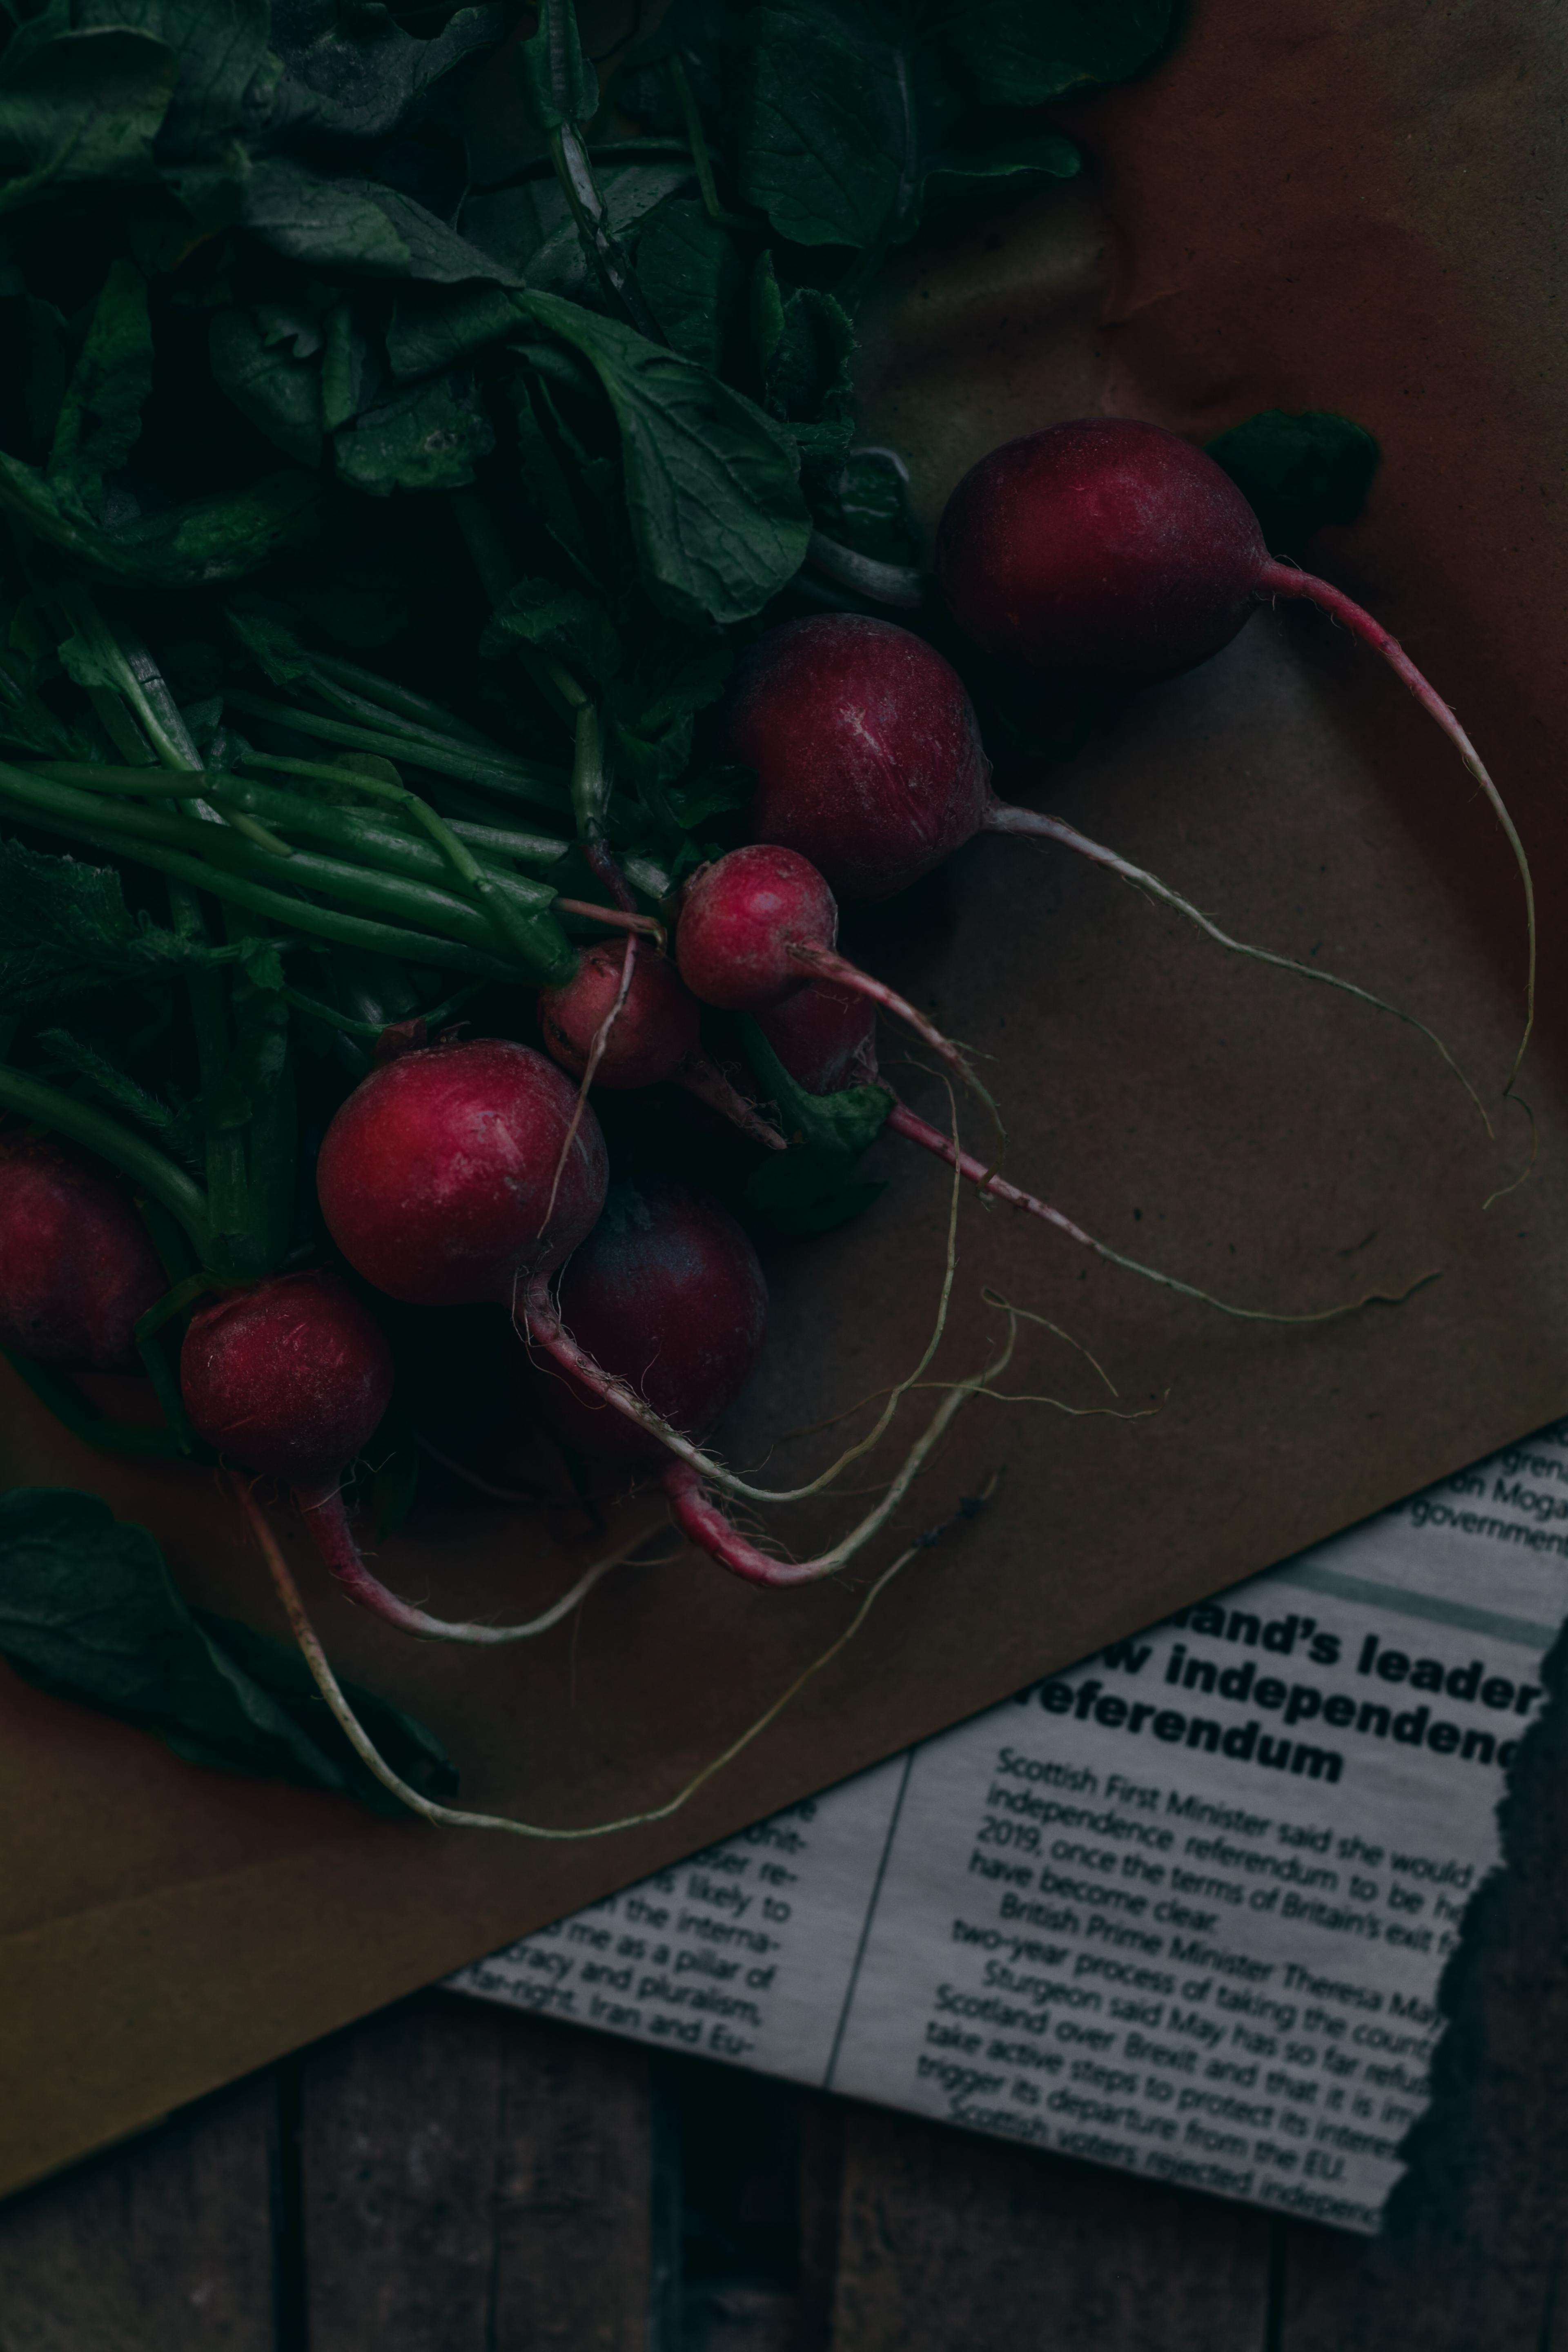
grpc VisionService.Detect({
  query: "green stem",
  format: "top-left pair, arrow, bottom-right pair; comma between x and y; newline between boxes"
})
167,881 -> 251,1273
0,1065 -> 211,1256
0,788 -> 544,981
668,51 -> 748,228
223,691 -> 568,813
236,753 -> 578,869
302,654 -> 500,750
279,980 -> 482,1042
548,120 -> 666,340
0,760 -> 532,962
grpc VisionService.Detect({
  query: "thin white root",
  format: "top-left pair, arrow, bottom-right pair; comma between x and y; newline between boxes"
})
241,1475 -> 982,1838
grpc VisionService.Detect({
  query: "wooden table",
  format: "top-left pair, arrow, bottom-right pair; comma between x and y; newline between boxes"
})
3,1624 -> 1565,2352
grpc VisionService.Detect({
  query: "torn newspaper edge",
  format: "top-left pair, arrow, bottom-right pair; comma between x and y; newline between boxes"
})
451,1419 -> 1568,2233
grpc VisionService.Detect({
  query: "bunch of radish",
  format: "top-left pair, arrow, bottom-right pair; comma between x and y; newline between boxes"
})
0,417 -> 1532,1674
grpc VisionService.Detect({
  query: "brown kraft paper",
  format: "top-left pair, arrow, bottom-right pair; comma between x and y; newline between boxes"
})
3,0 -> 1567,2199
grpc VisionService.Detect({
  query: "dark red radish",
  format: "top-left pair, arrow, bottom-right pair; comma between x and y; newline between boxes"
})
530,1180 -> 768,1471
518,1175 -> 987,1586
757,977 -> 877,1094
936,419 -> 1533,1067
728,614 -> 991,902
316,1037 -> 608,1307
729,609 -> 1520,1101
676,845 -> 994,1134
539,942 -> 700,1090
0,1130 -> 166,1373
538,939 -> 782,1150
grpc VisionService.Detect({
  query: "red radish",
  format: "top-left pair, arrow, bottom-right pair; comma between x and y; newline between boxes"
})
538,939 -> 782,1150
729,609 -> 1522,1098
728,615 -> 990,902
0,1130 -> 165,1373
187,1266 -> 602,1645
530,1179 -> 768,1470
521,1175 -> 985,1586
540,943 -> 700,1089
316,1037 -> 608,1307
936,419 -> 1533,1064
182,1269 -> 394,1494
675,844 -> 992,1131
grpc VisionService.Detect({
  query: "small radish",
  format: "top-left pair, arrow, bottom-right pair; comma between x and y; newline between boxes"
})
187,1265 -> 600,1645
522,1174 -> 984,1586
530,1178 -> 768,1471
0,1130 -> 166,1373
538,938 -> 783,1150
728,611 -> 1517,1100
539,942 -> 700,1090
316,1037 -> 608,1307
936,419 -> 1533,1065
675,844 -> 992,1132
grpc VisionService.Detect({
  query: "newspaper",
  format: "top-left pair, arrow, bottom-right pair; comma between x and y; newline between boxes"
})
451,1419 -> 1568,2233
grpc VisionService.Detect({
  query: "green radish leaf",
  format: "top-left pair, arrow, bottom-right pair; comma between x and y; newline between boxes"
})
480,576 -> 621,685
0,1486 -> 455,1815
517,0 -> 598,135
209,304 -> 327,468
267,0 -> 502,143
735,2 -> 1080,254
0,456 -> 325,586
811,448 -> 920,564
90,0 -> 276,160
740,1016 -> 891,1237
459,161 -> 693,304
0,835 -> 237,1008
514,291 -> 810,625
0,287 -> 69,466
635,199 -> 746,372
0,25 -> 178,219
942,0 -> 1174,107
763,283 -> 855,447
1206,408 -> 1382,557
46,260 -> 154,521
241,158 -> 520,284
334,371 -> 495,495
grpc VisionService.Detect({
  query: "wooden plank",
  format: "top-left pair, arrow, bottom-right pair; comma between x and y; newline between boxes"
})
0,2073 -> 276,2352
300,1992 -> 653,2352
830,2101 -> 1272,2352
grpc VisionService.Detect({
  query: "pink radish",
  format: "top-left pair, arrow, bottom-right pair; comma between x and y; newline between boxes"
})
675,844 -> 991,1129
316,1037 -> 608,1306
727,607 -> 1522,1097
0,1130 -> 166,1373
523,1175 -> 988,1586
936,420 -> 1532,1061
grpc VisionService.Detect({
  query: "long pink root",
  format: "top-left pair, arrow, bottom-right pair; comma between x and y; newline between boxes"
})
1256,559 -> 1535,1084
289,1481 -> 617,1642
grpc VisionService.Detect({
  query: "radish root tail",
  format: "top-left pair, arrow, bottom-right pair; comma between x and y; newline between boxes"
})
287,1479 -> 630,1643
236,1468 -> 989,1838
1258,559 -> 1535,1096
984,802 -> 1492,1138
